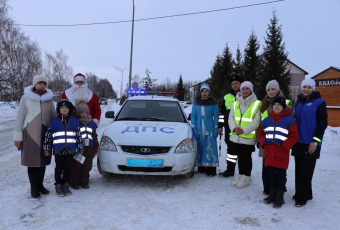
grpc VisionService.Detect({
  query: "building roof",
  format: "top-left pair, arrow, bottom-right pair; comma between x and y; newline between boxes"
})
311,66 -> 340,79
287,59 -> 309,75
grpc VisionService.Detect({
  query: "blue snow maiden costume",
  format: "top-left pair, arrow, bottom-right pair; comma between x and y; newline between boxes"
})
191,84 -> 219,173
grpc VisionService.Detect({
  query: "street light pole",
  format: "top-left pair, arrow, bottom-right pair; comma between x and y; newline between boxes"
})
128,0 -> 135,94
113,66 -> 129,98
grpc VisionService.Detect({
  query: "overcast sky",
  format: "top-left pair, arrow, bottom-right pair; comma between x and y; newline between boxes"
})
8,0 -> 340,93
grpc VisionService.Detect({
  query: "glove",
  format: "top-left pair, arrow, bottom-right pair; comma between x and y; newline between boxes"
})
193,128 -> 199,139
213,129 -> 218,139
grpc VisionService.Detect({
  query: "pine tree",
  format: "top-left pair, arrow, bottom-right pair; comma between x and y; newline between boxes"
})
233,44 -> 243,76
176,75 -> 185,101
243,29 -> 261,96
260,10 -> 291,100
209,43 -> 234,102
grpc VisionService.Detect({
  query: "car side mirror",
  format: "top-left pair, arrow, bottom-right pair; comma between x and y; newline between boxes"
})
187,113 -> 191,121
105,111 -> 115,118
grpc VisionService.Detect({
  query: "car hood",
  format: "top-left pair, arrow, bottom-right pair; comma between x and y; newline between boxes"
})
103,121 -> 193,147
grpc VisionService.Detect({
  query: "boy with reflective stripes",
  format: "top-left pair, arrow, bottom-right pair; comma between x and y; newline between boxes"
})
258,96 -> 299,208
69,98 -> 99,189
43,99 -> 83,197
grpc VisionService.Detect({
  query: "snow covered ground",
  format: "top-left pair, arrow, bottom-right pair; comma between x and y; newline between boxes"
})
0,101 -> 340,229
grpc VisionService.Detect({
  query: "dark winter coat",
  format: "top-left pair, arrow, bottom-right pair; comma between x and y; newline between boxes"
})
14,86 -> 56,167
292,92 -> 328,159
258,109 -> 299,169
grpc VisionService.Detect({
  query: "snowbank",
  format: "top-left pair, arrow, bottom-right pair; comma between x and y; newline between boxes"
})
0,102 -> 18,123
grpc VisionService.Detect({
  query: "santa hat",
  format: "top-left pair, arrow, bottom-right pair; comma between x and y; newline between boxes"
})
73,73 -> 87,84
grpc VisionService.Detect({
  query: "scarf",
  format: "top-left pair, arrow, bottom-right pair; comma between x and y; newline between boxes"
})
79,115 -> 92,125
194,96 -> 218,106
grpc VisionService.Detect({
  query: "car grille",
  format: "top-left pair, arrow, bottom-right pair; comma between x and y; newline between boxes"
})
118,165 -> 172,172
120,146 -> 172,155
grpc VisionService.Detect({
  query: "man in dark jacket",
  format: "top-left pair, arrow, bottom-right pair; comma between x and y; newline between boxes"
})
218,75 -> 243,177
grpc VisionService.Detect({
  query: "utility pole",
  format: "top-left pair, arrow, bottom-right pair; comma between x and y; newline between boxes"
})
113,66 -> 129,98
128,0 -> 135,94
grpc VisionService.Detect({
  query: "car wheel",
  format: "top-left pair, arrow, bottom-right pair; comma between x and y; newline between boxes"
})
97,157 -> 113,177
184,168 -> 195,178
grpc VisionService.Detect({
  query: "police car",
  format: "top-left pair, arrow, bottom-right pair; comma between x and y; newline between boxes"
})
97,95 -> 197,177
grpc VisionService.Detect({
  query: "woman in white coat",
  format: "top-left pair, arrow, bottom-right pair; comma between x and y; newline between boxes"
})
228,81 -> 262,188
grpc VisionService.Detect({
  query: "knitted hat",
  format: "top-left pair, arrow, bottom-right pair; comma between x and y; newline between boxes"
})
240,81 -> 253,92
272,96 -> 286,110
301,79 -> 315,91
76,98 -> 89,116
266,80 -> 280,92
73,73 -> 87,84
200,83 -> 210,92
229,75 -> 243,85
56,99 -> 74,115
33,75 -> 48,87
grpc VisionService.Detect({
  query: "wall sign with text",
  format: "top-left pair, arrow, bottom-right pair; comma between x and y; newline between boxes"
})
316,78 -> 340,87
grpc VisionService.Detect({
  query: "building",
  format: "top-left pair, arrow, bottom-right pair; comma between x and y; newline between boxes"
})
286,59 -> 309,101
311,66 -> 340,127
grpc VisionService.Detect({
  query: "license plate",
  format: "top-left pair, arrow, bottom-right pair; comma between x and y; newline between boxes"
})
127,159 -> 163,167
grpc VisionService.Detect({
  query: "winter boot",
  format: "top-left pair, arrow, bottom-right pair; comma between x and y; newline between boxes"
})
219,170 -> 234,178
80,184 -> 89,189
55,184 -> 65,197
63,183 -> 72,196
28,173 -> 40,199
273,189 -> 285,208
37,168 -> 49,195
236,175 -> 251,189
263,188 -> 276,204
231,174 -> 241,187
197,166 -> 206,173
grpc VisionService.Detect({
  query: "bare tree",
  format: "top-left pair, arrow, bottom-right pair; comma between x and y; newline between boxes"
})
86,71 -> 99,93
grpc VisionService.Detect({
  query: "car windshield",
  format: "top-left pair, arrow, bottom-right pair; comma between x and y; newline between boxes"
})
116,100 -> 186,122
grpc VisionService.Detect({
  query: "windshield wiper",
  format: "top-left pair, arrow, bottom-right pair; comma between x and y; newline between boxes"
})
141,117 -> 165,121
116,117 -> 141,121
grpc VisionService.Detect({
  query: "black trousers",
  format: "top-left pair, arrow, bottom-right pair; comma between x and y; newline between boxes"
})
295,156 -> 316,204
262,158 -> 270,193
268,166 -> 287,191
55,154 -> 74,184
225,137 -> 237,174
236,144 -> 254,176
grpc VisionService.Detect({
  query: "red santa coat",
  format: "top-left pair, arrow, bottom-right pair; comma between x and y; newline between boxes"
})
61,89 -> 101,127
258,109 -> 299,169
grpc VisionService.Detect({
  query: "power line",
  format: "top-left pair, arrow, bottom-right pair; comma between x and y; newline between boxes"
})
14,0 -> 284,27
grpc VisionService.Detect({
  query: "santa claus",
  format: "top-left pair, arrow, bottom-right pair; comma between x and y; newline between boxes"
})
61,73 -> 101,127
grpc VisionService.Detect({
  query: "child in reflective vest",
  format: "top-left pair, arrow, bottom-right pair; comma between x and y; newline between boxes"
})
43,99 -> 84,197
69,98 -> 99,190
258,96 -> 299,208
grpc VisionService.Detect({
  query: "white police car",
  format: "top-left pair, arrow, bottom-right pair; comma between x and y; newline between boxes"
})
97,95 -> 197,177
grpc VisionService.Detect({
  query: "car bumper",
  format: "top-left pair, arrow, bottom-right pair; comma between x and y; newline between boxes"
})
98,148 -> 196,176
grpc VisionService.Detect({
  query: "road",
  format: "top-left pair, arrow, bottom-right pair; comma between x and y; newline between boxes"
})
0,119 -> 21,178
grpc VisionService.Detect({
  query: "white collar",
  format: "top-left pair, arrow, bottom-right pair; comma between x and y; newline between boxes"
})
24,86 -> 54,102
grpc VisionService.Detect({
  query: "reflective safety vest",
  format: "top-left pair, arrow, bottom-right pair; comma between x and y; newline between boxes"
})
79,121 -> 96,146
50,116 -> 79,151
224,94 -> 236,110
262,115 -> 295,145
230,100 -> 262,139
261,99 -> 292,121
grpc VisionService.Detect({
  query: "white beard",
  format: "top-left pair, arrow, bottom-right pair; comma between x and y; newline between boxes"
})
71,83 -> 90,103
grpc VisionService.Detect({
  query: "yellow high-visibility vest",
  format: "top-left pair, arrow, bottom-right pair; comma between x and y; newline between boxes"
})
224,94 -> 236,110
230,100 -> 262,139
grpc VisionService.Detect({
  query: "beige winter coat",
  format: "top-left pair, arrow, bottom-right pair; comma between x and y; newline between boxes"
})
228,92 -> 261,146
14,86 -> 56,167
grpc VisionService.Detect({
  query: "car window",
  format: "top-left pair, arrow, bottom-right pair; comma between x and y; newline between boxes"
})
116,100 -> 186,122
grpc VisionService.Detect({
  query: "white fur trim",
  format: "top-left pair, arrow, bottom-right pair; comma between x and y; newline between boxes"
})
74,75 -> 87,83
93,118 -> 99,127
24,86 -> 53,102
65,87 -> 93,107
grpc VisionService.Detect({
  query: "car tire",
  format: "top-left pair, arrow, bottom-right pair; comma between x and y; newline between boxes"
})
184,168 -> 195,178
97,157 -> 113,177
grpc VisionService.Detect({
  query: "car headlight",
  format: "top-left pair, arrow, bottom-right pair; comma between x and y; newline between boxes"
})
100,136 -> 117,152
175,138 -> 194,153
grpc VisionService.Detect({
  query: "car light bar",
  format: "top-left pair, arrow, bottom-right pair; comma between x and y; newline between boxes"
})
128,90 -> 179,95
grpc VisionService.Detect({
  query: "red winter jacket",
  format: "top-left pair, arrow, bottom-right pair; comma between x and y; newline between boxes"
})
258,109 -> 299,169
61,89 -> 101,127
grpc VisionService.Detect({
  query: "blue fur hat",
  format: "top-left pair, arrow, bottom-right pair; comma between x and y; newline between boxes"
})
200,83 -> 210,92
